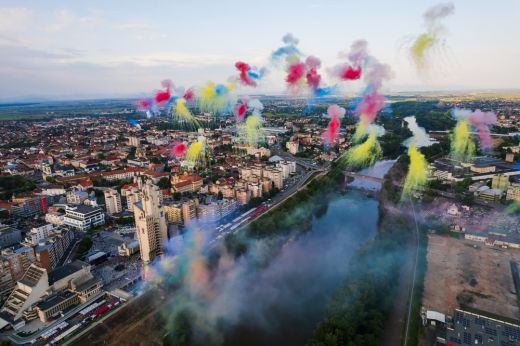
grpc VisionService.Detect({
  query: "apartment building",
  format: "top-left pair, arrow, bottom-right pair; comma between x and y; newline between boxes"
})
104,188 -> 122,215
33,227 -> 74,272
133,180 -> 168,263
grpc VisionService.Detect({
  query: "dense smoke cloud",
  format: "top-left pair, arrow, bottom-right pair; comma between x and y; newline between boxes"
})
153,194 -> 379,345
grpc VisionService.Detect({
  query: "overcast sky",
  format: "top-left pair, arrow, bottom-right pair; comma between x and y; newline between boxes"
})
0,0 -> 519,100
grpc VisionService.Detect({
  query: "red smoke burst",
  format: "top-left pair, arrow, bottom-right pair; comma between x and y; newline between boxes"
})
286,62 -> 306,84
235,61 -> 257,87
154,80 -> 171,104
322,104 -> 345,144
235,102 -> 247,122
171,143 -> 187,158
340,65 -> 362,80
137,99 -> 151,111
306,68 -> 321,89
323,116 -> 341,144
154,89 -> 170,104
183,89 -> 195,101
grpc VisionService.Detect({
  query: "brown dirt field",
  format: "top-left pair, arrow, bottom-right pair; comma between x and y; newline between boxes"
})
423,234 -> 520,319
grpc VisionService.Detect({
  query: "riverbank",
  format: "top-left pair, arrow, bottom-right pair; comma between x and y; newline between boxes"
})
310,155 -> 419,346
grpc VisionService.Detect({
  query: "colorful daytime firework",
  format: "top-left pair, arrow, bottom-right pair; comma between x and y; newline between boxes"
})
172,98 -> 199,128
198,82 -> 234,114
410,2 -> 454,71
467,109 -> 497,150
170,142 -> 187,158
343,129 -> 383,169
234,98 -> 248,122
185,137 -> 206,165
271,33 -> 302,61
322,104 -> 345,145
235,61 -> 265,87
333,40 -> 368,81
401,142 -> 429,199
450,119 -> 476,162
237,99 -> 264,147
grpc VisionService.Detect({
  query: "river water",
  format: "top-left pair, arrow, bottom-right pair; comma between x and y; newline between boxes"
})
223,161 -> 395,346
404,115 -> 438,148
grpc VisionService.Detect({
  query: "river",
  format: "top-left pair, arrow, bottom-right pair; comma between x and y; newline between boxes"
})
223,161 -> 395,346
404,115 -> 437,148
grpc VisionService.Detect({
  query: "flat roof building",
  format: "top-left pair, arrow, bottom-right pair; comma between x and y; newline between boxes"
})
446,309 -> 520,346
63,205 -> 105,231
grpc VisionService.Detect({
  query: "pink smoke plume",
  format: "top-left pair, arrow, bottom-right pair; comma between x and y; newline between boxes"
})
235,61 -> 257,87
322,104 -> 346,145
364,59 -> 392,91
235,100 -> 248,122
468,110 -> 497,149
183,88 -> 195,101
347,40 -> 369,66
355,91 -> 385,125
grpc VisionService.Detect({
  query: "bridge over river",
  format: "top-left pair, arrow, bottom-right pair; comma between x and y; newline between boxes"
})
344,171 -> 385,184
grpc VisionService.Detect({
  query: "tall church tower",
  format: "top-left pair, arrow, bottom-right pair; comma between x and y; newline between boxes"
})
133,180 -> 168,263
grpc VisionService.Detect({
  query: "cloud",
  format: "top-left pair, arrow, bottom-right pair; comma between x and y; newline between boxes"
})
0,42 -> 237,98
46,9 -> 103,32
0,7 -> 32,33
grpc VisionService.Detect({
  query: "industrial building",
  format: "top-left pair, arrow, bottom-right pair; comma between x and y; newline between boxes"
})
446,309 -> 520,345
431,156 -> 520,182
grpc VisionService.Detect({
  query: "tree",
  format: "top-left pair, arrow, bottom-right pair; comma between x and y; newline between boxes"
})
45,176 -> 56,183
150,156 -> 162,164
157,177 -> 171,189
74,237 -> 93,259
454,177 -> 473,193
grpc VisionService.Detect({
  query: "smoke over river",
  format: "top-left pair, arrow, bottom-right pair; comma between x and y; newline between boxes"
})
161,191 -> 380,345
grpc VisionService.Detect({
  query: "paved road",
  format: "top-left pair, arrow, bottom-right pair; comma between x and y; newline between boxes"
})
404,199 -> 420,346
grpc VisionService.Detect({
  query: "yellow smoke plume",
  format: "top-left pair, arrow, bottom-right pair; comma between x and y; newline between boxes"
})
343,131 -> 382,168
411,33 -> 436,69
401,143 -> 429,199
238,114 -> 264,147
185,138 -> 206,164
173,98 -> 199,127
450,120 -> 475,162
